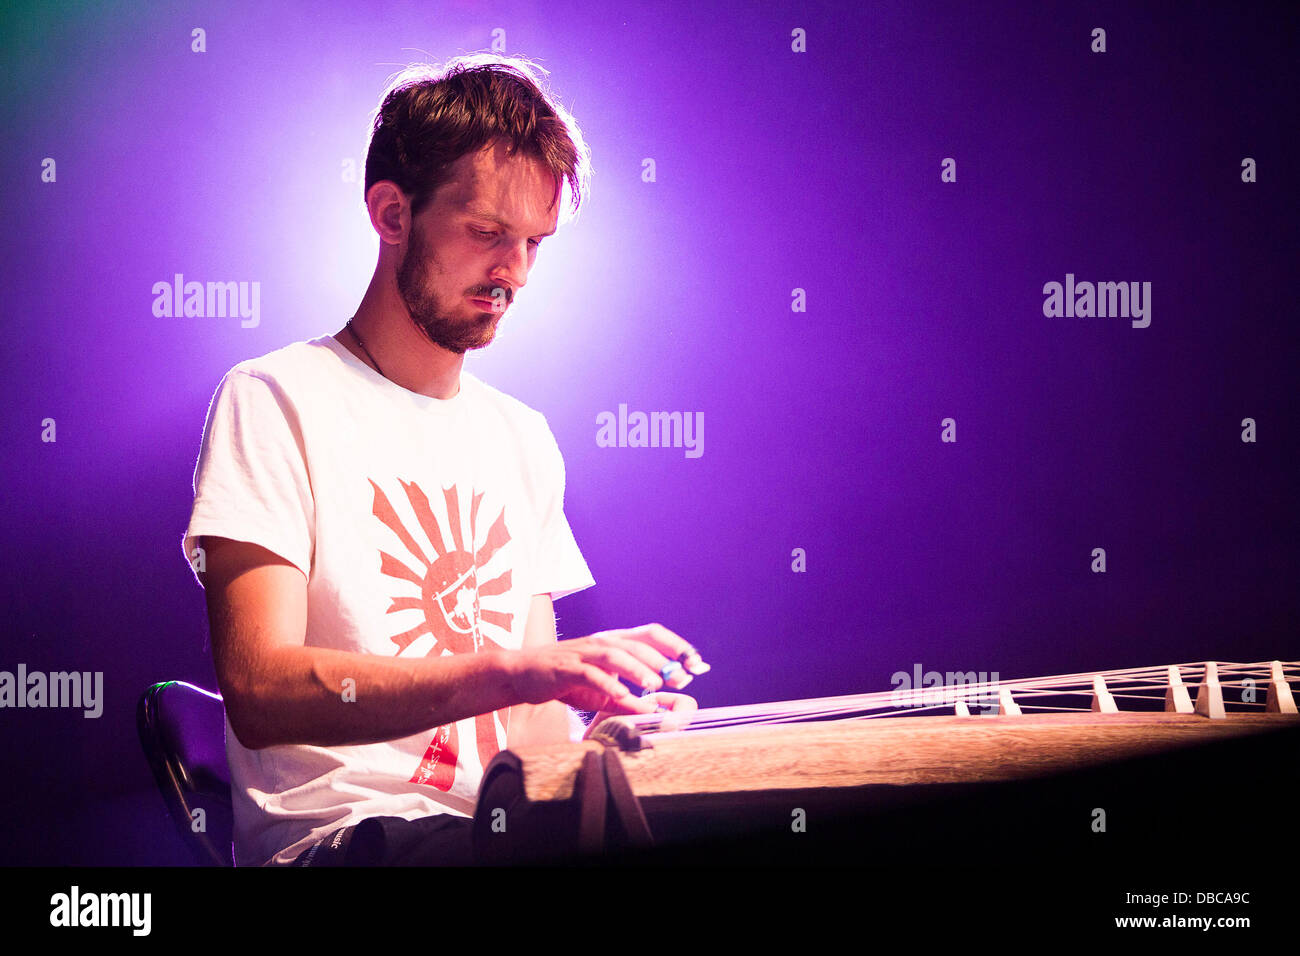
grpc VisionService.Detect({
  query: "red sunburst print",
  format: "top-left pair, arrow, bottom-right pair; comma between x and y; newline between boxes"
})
368,478 -> 514,791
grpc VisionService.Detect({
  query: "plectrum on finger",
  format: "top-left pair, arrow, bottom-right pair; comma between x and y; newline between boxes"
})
680,649 -> 710,676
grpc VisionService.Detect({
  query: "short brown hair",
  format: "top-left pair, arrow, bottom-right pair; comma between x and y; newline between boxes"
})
364,53 -> 592,225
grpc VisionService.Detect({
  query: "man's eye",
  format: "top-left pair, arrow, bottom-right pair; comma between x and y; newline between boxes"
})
475,228 -> 540,249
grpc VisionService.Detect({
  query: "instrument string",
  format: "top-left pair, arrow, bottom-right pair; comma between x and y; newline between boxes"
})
623,660 -> 1299,735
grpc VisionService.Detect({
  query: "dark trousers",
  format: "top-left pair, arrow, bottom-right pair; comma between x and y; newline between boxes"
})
290,813 -> 474,866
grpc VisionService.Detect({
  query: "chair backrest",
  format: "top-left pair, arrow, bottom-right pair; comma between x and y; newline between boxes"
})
136,681 -> 234,866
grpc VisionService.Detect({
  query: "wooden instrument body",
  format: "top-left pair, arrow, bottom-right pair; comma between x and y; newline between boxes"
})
497,711 -> 1297,813
472,660 -> 1299,862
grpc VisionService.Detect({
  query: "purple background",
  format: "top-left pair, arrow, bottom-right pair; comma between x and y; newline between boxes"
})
1,0 -> 1296,864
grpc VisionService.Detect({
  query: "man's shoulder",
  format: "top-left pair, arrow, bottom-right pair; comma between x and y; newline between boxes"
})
223,336 -> 337,385
223,335 -> 330,377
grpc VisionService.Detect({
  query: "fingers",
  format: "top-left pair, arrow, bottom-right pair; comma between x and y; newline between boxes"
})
631,624 -> 710,679
594,622 -> 692,660
564,682 -> 659,718
544,625 -> 710,717
606,692 -> 660,716
657,692 -> 698,713
575,642 -> 669,694
645,691 -> 697,732
574,662 -> 639,708
581,624 -> 709,691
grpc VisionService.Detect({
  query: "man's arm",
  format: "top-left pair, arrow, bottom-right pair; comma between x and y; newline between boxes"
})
202,536 -> 689,750
204,536 -> 527,749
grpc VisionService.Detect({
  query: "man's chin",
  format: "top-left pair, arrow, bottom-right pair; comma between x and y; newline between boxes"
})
413,315 -> 500,354
457,315 -> 500,352
453,331 -> 500,354
443,333 -> 494,355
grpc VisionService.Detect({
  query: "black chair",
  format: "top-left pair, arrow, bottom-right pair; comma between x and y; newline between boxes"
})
137,681 -> 234,866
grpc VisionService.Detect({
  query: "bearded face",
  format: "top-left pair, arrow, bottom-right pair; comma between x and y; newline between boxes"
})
396,217 -> 507,355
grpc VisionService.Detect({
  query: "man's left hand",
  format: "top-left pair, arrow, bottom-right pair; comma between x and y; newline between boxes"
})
584,691 -> 698,738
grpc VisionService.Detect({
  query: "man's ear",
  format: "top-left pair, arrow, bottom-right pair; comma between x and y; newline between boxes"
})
365,180 -> 410,246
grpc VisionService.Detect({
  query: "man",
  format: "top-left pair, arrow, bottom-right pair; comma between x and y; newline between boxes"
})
183,54 -> 701,867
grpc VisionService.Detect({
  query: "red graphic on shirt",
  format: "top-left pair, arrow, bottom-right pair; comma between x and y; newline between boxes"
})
368,478 -> 514,791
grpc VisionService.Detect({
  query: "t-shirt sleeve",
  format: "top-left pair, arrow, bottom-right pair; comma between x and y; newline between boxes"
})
531,419 -> 595,601
182,368 -> 315,587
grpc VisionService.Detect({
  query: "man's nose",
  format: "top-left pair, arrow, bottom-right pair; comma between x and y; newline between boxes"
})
489,241 -> 530,296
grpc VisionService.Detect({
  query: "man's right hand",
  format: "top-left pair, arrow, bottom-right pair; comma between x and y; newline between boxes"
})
508,624 -> 701,715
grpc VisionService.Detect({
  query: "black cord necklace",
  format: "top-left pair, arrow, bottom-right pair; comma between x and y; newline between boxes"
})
346,318 -> 384,379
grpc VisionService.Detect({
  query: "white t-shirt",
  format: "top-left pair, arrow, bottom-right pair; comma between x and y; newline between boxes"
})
182,335 -> 595,866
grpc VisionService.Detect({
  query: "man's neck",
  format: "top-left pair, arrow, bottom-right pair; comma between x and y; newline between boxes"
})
337,285 -> 464,400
